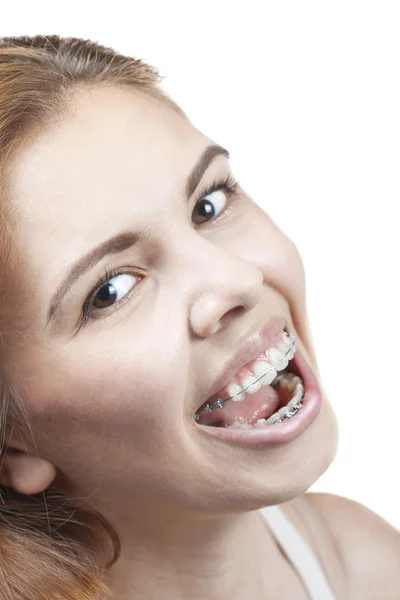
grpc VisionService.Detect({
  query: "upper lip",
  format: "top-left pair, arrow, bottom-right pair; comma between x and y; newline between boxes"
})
197,314 -> 288,410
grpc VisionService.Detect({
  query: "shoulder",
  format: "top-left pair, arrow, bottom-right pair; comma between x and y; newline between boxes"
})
303,492 -> 400,600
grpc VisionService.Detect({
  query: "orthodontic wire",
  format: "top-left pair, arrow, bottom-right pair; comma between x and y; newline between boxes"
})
195,331 -> 297,418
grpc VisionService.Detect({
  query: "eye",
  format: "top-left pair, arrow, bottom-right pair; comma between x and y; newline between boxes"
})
191,175 -> 239,226
80,268 -> 140,327
91,273 -> 136,311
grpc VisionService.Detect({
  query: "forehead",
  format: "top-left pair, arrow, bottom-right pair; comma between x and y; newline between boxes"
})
10,85 -> 204,223
8,86 -> 211,285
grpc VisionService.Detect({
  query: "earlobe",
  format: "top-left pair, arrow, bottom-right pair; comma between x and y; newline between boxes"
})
0,451 -> 57,495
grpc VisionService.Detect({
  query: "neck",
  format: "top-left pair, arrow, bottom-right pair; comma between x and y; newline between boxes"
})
106,508 -> 287,600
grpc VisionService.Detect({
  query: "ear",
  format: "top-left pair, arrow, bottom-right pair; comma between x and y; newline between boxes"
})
0,446 -> 57,495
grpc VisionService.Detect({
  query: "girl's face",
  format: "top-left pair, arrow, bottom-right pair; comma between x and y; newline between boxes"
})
5,86 -> 338,524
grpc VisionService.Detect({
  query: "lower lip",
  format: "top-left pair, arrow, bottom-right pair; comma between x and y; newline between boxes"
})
195,346 -> 322,449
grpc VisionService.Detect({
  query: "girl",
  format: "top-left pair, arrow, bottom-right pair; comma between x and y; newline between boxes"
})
0,34 -> 398,600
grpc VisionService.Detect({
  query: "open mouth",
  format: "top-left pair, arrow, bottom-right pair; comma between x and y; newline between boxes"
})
194,330 -> 305,428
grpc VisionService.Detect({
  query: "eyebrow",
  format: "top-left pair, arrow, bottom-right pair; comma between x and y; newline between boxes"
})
46,143 -> 230,328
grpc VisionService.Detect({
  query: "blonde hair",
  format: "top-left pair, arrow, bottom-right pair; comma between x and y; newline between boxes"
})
0,34 -> 187,600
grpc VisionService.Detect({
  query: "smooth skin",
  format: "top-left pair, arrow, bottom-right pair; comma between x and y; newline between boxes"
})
0,85 -> 398,599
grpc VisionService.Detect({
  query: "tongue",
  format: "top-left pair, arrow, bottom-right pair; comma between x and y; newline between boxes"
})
197,382 -> 285,427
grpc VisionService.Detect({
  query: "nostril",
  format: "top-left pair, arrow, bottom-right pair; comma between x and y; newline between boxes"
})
220,306 -> 247,328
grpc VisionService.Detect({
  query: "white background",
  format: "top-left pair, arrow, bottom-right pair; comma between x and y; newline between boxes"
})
2,1 -> 399,530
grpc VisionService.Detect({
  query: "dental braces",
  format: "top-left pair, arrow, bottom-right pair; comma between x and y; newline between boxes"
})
194,331 -> 296,421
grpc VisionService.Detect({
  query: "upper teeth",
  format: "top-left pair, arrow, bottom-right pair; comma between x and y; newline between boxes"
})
197,331 -> 297,415
229,334 -> 296,401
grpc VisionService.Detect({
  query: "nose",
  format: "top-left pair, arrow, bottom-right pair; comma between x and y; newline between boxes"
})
176,233 -> 264,338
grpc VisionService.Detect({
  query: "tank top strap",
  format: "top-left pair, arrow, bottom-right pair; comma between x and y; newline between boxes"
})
260,505 -> 337,600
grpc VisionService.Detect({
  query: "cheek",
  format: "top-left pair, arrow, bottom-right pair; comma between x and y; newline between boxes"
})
237,205 -> 306,311
236,205 -> 314,361
14,337 -> 185,462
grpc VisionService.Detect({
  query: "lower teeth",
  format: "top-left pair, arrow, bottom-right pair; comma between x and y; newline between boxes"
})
221,373 -> 305,429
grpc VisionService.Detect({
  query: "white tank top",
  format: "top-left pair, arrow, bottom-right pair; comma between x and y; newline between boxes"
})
260,505 -> 337,599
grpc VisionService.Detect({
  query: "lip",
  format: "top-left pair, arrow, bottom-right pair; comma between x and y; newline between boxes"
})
194,344 -> 322,448
196,314 -> 287,413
